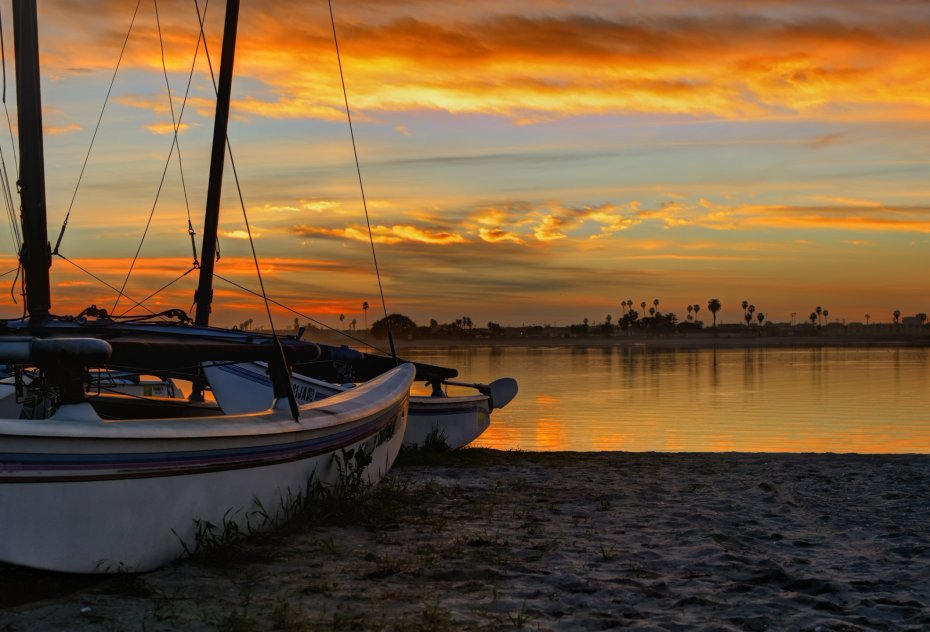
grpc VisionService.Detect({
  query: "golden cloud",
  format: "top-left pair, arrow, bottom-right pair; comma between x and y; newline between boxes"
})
292,223 -> 466,245
220,229 -> 260,240
642,199 -> 930,233
36,3 -> 930,123
45,123 -> 82,136
144,122 -> 191,135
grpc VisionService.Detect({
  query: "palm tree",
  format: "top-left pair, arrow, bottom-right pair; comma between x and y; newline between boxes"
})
741,300 -> 749,318
649,307 -> 656,317
822,309 -> 829,325
693,304 -> 701,323
707,298 -> 721,327
744,312 -> 752,326
816,306 -> 822,326
641,301 -> 647,315
893,309 -> 901,325
687,304 -> 694,321
757,312 -> 765,326
747,304 -> 756,326
362,301 -> 369,331
865,313 -> 870,326
809,311 -> 817,326
627,300 -> 633,315
653,298 -> 660,315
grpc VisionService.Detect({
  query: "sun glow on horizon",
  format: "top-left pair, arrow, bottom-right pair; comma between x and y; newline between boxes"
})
0,1 -> 928,327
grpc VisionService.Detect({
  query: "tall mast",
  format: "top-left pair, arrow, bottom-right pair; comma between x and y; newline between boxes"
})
13,0 -> 51,322
194,0 -> 240,326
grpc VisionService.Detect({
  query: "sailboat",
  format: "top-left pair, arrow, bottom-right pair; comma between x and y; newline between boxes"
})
205,357 -> 517,449
0,0 -> 414,574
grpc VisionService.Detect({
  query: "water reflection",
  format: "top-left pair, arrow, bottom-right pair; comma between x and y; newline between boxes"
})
402,345 -> 930,453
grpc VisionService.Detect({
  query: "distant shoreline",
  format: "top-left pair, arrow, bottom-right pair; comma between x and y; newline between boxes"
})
302,332 -> 930,352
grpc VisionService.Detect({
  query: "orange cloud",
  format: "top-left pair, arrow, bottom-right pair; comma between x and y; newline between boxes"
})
220,229 -> 261,240
292,223 -> 466,245
689,202 -> 930,233
36,3 -> 930,124
45,123 -> 82,136
144,122 -> 191,135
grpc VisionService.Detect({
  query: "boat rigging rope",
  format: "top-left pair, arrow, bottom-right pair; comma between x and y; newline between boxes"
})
0,6 -> 22,313
53,0 -> 142,256
115,265 -> 198,319
195,0 -> 299,420
0,7 -> 17,178
113,0 -> 206,315
213,272 -> 399,358
55,253 -> 158,316
0,6 -> 21,290
328,0 -> 399,364
154,0 -> 200,269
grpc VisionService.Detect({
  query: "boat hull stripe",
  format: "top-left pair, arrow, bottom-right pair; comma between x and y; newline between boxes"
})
0,404 -> 403,483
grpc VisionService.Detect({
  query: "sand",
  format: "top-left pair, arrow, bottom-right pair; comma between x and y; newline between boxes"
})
1,450 -> 929,631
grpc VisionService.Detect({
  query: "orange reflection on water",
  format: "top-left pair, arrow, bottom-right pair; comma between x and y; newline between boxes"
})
532,418 -> 569,451
405,346 -> 930,453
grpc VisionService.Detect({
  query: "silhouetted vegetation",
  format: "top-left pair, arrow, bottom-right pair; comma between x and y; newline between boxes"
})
370,313 -> 418,339
270,296 -> 930,344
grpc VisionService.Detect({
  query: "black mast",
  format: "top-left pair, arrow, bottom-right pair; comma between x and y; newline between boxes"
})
194,0 -> 240,326
13,0 -> 51,323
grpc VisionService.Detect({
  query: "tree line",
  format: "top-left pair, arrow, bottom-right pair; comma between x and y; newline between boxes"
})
267,298 -> 923,339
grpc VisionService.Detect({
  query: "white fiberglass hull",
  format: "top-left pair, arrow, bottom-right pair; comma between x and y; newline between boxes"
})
206,362 -> 492,449
0,364 -> 413,573
401,394 -> 490,449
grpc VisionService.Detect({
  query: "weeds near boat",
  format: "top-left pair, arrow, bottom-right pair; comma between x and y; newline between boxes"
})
396,428 -> 452,465
271,597 -> 305,630
171,508 -> 247,562
598,543 -> 618,561
174,446 -> 386,562
218,608 -> 259,632
508,602 -> 532,628
419,596 -> 455,630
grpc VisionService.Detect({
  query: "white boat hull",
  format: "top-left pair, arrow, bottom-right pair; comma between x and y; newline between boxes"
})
205,362 -> 492,450
402,394 -> 490,449
0,364 -> 413,573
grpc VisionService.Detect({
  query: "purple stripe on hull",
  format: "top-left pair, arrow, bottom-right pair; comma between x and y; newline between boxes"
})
0,401 -> 404,483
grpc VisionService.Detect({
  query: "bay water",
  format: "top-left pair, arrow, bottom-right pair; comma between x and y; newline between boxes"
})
402,345 -> 930,453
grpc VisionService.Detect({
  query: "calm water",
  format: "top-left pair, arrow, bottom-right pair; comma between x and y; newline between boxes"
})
403,345 -> 930,453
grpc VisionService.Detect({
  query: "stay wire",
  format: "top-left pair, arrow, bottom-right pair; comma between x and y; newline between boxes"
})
197,0 -> 299,420
113,0 -> 206,314
0,4 -> 17,179
194,0 -> 275,326
154,0 -> 200,269
115,265 -> 198,318
0,7 -> 20,253
53,0 -> 142,255
328,0 -> 398,364
213,272 -> 396,359
55,253 -> 157,316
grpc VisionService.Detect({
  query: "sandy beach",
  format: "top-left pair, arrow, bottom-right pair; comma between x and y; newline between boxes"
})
1,450 -> 928,630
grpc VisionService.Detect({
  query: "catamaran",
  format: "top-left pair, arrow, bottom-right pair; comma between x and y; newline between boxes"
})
0,0 -> 413,573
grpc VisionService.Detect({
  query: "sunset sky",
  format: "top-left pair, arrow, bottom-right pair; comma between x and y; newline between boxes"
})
2,0 -> 930,329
